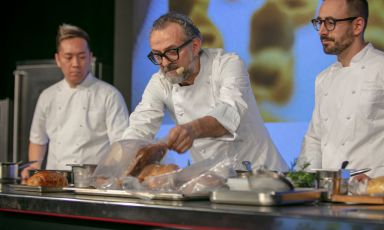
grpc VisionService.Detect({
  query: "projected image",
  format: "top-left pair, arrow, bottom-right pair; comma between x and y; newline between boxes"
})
131,0 -> 384,166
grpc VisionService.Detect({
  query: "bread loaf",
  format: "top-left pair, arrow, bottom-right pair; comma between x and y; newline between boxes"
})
124,143 -> 168,177
367,176 -> 384,195
26,171 -> 68,187
137,163 -> 180,182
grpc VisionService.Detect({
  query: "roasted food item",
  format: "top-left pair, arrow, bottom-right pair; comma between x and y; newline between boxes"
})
26,171 -> 68,187
367,176 -> 384,195
137,163 -> 180,182
124,143 -> 168,177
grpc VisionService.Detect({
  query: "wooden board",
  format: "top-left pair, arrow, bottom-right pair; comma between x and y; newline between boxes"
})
281,189 -> 322,202
332,194 -> 384,204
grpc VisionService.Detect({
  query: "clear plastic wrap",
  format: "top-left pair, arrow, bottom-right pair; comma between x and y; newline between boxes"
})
90,139 -> 236,198
90,139 -> 152,189
140,154 -> 234,195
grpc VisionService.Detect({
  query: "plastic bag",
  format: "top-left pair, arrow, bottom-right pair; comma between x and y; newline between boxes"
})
90,139 -> 151,189
140,153 -> 234,195
349,176 -> 384,195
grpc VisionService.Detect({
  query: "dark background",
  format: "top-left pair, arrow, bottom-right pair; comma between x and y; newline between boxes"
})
1,0 -> 115,100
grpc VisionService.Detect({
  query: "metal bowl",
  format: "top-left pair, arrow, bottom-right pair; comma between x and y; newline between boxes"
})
248,169 -> 294,193
67,164 -> 97,188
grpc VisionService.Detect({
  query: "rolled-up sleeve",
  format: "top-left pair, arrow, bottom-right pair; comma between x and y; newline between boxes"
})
208,53 -> 249,140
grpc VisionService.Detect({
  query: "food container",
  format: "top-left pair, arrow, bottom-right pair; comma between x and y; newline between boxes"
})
248,168 -> 294,193
311,169 -> 352,201
67,164 -> 97,188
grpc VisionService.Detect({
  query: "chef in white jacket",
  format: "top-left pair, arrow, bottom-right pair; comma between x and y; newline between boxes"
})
123,12 -> 288,171
297,0 -> 384,178
21,24 -> 129,180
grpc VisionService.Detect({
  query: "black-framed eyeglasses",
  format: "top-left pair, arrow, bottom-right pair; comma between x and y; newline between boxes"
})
147,39 -> 193,65
311,17 -> 358,31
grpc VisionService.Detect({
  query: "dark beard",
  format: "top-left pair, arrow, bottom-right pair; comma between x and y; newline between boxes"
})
321,30 -> 354,55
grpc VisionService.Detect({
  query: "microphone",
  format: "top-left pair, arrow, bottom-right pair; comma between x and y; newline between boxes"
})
175,67 -> 184,75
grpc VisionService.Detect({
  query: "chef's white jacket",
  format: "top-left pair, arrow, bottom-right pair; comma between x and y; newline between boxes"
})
30,73 -> 130,170
298,44 -> 384,177
124,48 -> 288,171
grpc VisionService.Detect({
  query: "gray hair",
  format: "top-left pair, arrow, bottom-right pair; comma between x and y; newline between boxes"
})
56,23 -> 90,51
151,12 -> 201,40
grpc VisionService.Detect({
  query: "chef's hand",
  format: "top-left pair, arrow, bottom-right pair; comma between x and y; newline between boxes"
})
20,165 -> 39,184
167,123 -> 197,153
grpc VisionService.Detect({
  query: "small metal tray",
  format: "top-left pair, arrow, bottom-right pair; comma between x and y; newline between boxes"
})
63,187 -> 209,201
8,184 -> 66,193
210,188 -> 322,206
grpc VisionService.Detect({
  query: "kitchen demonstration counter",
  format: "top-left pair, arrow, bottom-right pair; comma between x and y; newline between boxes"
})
0,187 -> 383,230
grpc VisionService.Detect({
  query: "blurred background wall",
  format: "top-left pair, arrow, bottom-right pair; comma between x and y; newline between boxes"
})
2,0 -> 384,168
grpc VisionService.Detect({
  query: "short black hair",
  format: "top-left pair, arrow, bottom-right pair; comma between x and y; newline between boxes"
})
347,0 -> 369,21
346,0 -> 369,29
151,12 -> 201,40
56,23 -> 90,52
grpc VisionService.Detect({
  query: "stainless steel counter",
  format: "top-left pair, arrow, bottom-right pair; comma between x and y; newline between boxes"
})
0,187 -> 384,230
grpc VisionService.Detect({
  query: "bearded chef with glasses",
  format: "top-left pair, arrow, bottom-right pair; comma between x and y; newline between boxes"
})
297,0 -> 384,179
123,12 -> 288,172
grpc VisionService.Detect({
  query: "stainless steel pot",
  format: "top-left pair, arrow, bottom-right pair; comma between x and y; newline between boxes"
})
67,164 -> 97,188
0,162 -> 21,179
248,168 -> 294,193
0,161 -> 39,180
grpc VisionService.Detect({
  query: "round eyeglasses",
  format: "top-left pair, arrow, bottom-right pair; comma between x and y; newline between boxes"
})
147,39 -> 193,65
311,17 -> 358,31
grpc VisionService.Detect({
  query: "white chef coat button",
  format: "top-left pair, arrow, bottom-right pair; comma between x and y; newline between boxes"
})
324,118 -> 328,121
79,124 -> 83,127
324,143 -> 327,146
361,66 -> 365,69
58,107 -> 62,110
351,90 -> 356,94
341,142 -> 345,146
83,107 -> 86,110
346,116 -> 351,120
324,92 -> 328,96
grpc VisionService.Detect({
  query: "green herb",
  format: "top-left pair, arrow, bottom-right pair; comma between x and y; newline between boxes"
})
286,159 -> 316,188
